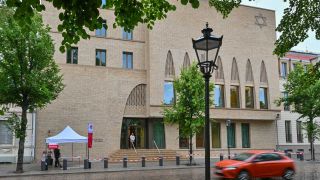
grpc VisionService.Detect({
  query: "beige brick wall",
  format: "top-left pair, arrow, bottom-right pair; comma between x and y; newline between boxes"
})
35,0 -> 280,160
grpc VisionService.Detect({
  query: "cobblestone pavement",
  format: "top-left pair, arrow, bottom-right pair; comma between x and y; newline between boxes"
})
1,158 -> 320,179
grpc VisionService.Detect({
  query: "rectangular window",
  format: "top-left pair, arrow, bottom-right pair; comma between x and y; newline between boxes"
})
281,62 -> 287,78
245,86 -> 254,108
122,29 -> 133,40
0,121 -> 13,145
101,0 -> 106,7
282,92 -> 290,111
297,121 -> 303,143
285,120 -> 292,143
96,19 -> 106,37
122,52 -> 133,69
259,87 -> 268,109
241,123 -> 250,148
95,49 -> 106,66
227,123 -> 236,148
179,125 -> 189,149
66,47 -> 78,64
214,85 -> 224,108
230,86 -> 240,108
163,81 -> 174,105
196,127 -> 204,148
211,122 -> 221,148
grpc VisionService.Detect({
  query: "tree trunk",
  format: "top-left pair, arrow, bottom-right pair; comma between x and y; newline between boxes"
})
189,133 -> 193,165
15,105 -> 28,173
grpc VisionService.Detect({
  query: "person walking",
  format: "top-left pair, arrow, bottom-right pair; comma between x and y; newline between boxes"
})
54,148 -> 62,168
129,133 -> 135,149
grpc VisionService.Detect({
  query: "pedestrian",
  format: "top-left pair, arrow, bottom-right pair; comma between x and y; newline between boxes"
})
54,148 -> 62,168
130,133 -> 135,149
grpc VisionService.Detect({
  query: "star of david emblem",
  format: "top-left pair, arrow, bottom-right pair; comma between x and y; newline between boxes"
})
255,13 -> 267,28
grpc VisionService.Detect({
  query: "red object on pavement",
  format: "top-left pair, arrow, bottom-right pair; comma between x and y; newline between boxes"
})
48,144 -> 59,149
88,133 -> 93,148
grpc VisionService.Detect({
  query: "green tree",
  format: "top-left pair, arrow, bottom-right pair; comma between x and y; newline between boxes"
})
0,7 -> 64,172
276,64 -> 320,161
3,0 -> 319,56
163,63 -> 213,165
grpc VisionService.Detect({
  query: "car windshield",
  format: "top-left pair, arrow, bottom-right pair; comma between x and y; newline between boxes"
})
232,153 -> 254,161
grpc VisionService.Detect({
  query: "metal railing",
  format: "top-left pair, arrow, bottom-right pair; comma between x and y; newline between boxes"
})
153,140 -> 160,155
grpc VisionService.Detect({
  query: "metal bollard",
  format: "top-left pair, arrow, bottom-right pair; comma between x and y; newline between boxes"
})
41,161 -> 46,171
104,157 -> 108,168
88,161 -> 91,169
176,155 -> 180,166
63,159 -> 67,170
123,157 -> 127,168
159,156 -> 163,166
220,153 -> 224,161
84,159 -> 89,169
141,156 -> 146,167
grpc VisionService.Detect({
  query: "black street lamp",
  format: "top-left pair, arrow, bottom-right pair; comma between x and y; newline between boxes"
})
192,22 -> 223,180
226,119 -> 231,159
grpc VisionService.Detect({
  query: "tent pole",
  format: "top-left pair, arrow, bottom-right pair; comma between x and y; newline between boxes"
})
72,143 -> 73,162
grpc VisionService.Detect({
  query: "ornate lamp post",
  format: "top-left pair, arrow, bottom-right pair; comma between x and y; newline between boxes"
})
192,22 -> 223,180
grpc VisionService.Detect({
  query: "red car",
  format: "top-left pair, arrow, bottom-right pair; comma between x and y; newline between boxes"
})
214,150 -> 295,180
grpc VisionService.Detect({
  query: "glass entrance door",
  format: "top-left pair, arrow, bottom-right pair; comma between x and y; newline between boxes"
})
121,119 -> 146,149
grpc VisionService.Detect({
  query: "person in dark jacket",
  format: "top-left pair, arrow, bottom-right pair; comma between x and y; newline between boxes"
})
54,148 -> 61,167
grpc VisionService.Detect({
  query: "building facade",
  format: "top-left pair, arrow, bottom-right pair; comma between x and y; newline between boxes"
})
277,50 -> 320,154
34,0 -> 280,160
0,104 -> 36,163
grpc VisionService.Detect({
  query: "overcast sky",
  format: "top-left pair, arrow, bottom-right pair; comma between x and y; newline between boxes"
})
241,0 -> 320,53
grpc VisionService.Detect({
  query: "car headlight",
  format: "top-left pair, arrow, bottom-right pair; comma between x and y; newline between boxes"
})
224,166 -> 237,170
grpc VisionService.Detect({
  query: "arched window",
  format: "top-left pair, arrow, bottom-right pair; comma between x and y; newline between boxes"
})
165,51 -> 175,78
182,52 -> 190,69
231,58 -> 240,83
245,59 -> 254,83
259,61 -> 268,109
260,61 -> 268,84
215,57 -> 224,81
125,84 -> 146,106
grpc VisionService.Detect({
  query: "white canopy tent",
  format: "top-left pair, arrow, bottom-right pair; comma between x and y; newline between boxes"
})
46,126 -> 88,162
46,126 -> 87,144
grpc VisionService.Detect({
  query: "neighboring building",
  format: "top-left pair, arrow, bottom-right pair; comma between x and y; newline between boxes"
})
0,104 -> 36,163
277,50 -> 320,154
34,0 -> 280,160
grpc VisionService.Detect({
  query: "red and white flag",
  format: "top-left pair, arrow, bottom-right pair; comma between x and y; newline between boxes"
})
88,123 -> 93,148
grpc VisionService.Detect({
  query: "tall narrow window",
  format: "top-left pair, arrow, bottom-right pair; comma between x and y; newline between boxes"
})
227,123 -> 236,148
211,122 -> 221,148
230,86 -> 240,108
179,124 -> 189,149
122,29 -> 133,40
182,53 -> 190,69
96,49 -> 106,66
66,47 -> 78,64
245,60 -> 254,82
297,121 -> 303,143
241,123 -> 250,148
245,86 -> 254,108
122,52 -> 133,69
196,127 -> 204,148
163,81 -> 174,105
285,120 -> 292,143
214,85 -> 224,108
281,62 -> 287,78
96,19 -> 106,37
259,87 -> 268,109
282,92 -> 290,111
0,121 -> 13,145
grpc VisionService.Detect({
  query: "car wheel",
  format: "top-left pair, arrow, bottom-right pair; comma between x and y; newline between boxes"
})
282,169 -> 295,180
237,170 -> 250,180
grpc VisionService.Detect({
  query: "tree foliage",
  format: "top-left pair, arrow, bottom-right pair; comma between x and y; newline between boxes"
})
163,63 -> 213,164
276,64 -> 320,160
4,0 -> 319,56
0,7 -> 64,172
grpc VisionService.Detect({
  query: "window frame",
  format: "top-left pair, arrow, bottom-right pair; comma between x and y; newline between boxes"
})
95,19 -> 107,37
259,87 -> 268,109
214,84 -> 225,108
241,123 -> 250,148
122,51 -> 133,69
227,122 -> 236,148
230,85 -> 240,108
0,120 -> 13,145
66,47 -> 78,64
245,86 -> 254,109
281,62 -> 288,78
211,122 -> 221,148
95,49 -> 106,66
163,81 -> 175,105
122,29 -> 133,40
285,120 -> 292,143
296,121 -> 303,143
